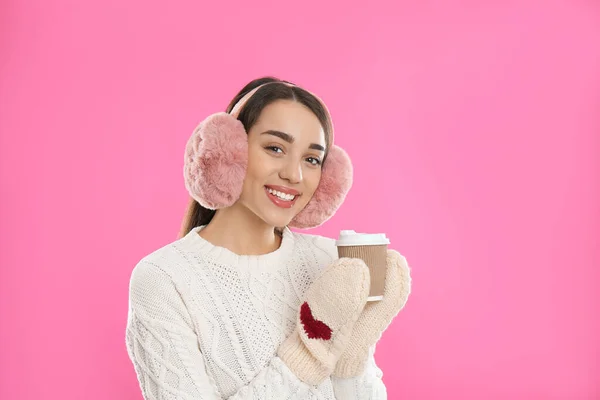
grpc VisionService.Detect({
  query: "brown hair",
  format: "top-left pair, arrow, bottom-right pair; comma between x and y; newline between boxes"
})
178,76 -> 333,238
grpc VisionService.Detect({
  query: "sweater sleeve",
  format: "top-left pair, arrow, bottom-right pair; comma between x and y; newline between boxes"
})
125,260 -> 330,400
330,345 -> 387,399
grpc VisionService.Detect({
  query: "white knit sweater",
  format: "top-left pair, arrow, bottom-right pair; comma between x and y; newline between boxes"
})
125,225 -> 387,399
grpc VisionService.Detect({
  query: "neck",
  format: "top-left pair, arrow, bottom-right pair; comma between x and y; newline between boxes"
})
198,203 -> 282,256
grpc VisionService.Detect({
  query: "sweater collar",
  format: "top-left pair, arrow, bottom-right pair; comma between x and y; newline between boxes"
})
180,225 -> 296,267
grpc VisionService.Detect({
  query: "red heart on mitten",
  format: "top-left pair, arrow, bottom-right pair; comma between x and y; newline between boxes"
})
300,302 -> 332,340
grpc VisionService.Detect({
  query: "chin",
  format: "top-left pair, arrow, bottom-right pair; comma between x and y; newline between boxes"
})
258,212 -> 294,230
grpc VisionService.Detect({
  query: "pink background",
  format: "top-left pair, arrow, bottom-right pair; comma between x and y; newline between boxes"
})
1,1 -> 598,399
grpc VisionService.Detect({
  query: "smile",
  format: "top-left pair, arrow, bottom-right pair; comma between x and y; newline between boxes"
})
264,186 -> 300,209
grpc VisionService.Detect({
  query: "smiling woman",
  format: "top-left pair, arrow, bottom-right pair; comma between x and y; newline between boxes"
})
240,99 -> 327,226
181,78 -> 342,236
124,76 -> 412,399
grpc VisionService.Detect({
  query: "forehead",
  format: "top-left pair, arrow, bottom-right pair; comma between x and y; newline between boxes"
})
251,100 -> 326,145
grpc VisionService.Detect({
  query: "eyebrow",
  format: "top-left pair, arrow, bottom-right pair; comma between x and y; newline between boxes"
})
261,130 -> 326,152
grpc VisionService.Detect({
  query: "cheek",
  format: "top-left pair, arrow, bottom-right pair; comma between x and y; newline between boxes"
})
304,168 -> 322,195
245,148 -> 271,179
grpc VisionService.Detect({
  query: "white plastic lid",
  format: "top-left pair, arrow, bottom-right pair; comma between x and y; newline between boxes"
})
335,230 -> 390,246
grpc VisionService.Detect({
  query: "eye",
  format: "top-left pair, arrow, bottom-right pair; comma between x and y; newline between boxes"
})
265,146 -> 283,154
306,157 -> 322,166
265,145 -> 321,166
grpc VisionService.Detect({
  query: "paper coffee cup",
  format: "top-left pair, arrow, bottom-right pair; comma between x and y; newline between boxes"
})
335,230 -> 390,301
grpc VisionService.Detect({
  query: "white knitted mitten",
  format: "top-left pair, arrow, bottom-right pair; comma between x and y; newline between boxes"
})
333,249 -> 412,378
277,257 -> 370,385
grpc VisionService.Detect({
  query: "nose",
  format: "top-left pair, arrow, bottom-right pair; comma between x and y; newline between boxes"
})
279,157 -> 302,184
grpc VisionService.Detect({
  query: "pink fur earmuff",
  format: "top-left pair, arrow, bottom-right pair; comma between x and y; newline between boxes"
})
184,112 -> 248,210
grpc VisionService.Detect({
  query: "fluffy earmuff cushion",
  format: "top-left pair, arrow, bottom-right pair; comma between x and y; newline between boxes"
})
183,113 -> 248,210
289,145 -> 353,229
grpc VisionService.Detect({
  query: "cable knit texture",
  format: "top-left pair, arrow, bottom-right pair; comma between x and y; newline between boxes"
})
125,225 -> 387,399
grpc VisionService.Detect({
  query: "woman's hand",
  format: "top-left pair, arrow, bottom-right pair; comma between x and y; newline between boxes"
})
333,249 -> 412,378
278,257 -> 371,385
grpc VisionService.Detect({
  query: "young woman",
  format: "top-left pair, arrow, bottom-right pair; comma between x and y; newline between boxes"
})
125,76 -> 411,399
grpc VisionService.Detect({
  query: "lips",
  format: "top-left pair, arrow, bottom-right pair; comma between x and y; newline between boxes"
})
264,186 -> 299,209
265,185 -> 301,196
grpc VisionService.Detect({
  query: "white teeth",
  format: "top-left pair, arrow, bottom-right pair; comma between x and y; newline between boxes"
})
266,187 -> 296,201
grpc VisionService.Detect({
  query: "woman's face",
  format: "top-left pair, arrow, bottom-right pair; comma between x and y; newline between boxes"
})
237,99 -> 327,228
